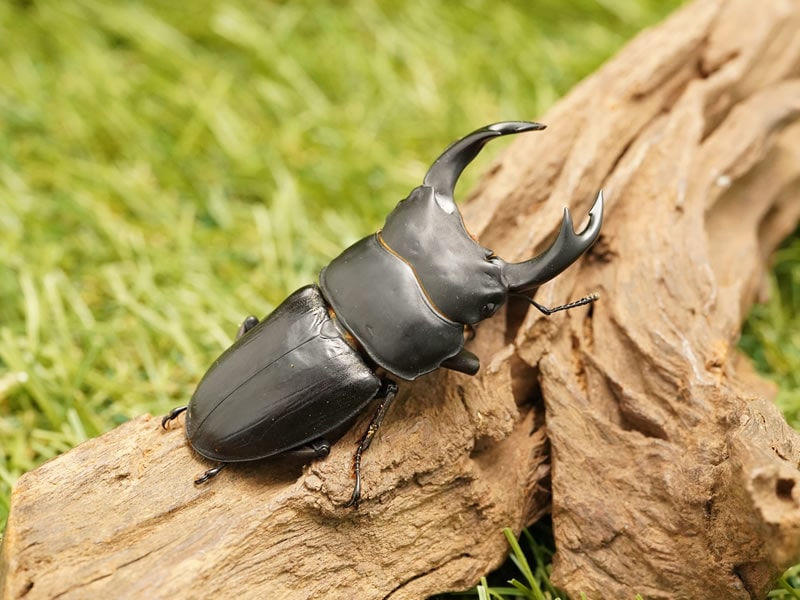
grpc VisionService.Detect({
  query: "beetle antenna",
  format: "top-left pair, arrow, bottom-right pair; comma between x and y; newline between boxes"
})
511,292 -> 599,316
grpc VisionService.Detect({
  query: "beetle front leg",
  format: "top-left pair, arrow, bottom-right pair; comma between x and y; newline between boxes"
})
236,315 -> 260,339
345,379 -> 399,508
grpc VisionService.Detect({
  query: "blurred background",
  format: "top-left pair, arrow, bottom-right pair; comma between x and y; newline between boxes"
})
1,0 -> 798,594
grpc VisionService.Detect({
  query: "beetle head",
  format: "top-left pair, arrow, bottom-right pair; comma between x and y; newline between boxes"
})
380,122 -> 603,324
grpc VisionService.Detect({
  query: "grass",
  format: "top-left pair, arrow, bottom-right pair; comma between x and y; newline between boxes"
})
740,233 -> 800,429
0,0 -> 797,597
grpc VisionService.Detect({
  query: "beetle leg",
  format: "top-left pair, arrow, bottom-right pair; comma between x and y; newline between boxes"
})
236,315 -> 260,339
345,379 -> 399,508
285,438 -> 332,460
194,464 -> 225,485
440,348 -> 480,375
161,405 -> 188,430
513,292 -> 599,316
307,438 -> 331,458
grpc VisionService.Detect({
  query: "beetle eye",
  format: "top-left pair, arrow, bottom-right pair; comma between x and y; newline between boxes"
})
481,303 -> 498,317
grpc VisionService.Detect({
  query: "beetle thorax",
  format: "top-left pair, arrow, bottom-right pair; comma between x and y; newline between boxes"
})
380,186 -> 508,324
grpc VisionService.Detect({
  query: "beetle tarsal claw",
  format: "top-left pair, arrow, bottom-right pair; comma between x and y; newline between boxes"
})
194,464 -> 225,485
344,477 -> 362,509
161,405 -> 187,430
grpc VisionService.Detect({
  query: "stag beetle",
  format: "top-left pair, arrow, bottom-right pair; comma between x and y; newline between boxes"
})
162,121 -> 603,507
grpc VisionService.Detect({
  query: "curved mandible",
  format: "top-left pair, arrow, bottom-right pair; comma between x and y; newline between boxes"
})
422,121 -> 545,213
503,190 -> 604,292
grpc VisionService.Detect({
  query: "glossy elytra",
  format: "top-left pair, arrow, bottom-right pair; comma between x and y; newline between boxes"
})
162,121 -> 604,507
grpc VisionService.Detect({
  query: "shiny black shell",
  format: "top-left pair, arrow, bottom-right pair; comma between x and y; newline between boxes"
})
185,285 -> 381,462
319,234 -> 465,380
380,185 -> 507,324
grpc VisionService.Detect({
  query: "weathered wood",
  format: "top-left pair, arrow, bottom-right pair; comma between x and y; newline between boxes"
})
3,0 -> 800,598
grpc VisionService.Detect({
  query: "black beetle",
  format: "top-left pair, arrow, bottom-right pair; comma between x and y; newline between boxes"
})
162,121 -> 603,507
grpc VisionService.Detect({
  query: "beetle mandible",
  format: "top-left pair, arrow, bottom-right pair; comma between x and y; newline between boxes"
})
162,121 -> 603,507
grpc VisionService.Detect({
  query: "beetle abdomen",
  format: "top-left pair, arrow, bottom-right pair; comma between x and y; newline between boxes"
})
319,235 -> 465,380
186,285 -> 381,462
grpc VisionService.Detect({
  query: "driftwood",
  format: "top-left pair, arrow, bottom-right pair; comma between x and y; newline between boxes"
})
3,0 -> 800,597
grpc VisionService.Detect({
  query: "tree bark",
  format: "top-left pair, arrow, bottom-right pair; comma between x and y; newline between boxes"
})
3,0 -> 800,598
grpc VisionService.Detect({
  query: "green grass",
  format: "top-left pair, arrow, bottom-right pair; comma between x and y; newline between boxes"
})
1,0 -> 797,597
770,563 -> 800,599
740,232 -> 800,429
